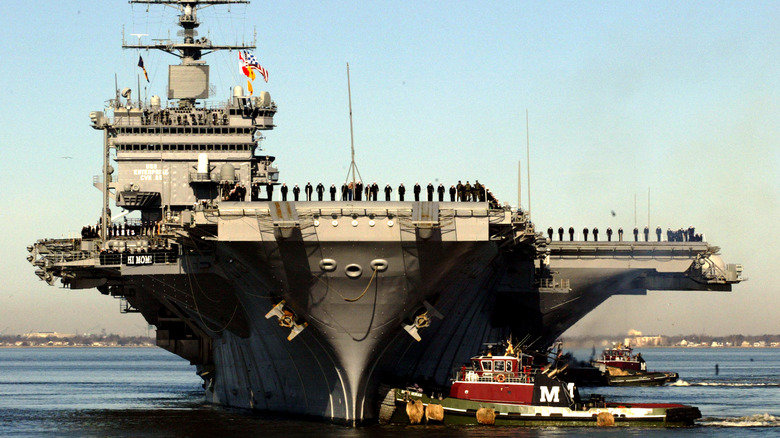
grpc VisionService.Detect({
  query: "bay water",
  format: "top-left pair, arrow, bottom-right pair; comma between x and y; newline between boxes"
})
1,347 -> 778,437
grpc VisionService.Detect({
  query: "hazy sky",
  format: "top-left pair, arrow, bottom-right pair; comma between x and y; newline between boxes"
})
1,1 -> 777,337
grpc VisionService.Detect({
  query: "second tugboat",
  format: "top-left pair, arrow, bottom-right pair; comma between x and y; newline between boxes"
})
592,343 -> 679,386
387,342 -> 699,426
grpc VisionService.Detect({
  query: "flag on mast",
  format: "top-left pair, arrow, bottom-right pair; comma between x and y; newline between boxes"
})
138,55 -> 149,82
238,51 -> 256,80
244,51 -> 269,83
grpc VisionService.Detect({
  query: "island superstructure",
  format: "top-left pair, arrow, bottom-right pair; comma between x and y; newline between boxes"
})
26,0 -> 744,425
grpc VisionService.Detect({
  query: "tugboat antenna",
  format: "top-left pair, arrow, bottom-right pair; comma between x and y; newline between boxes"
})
344,62 -> 363,193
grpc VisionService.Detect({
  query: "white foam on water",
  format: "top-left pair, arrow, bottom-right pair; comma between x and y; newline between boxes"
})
700,413 -> 780,427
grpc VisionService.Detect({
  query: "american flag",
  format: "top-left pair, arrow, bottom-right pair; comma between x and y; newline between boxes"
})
244,51 -> 269,83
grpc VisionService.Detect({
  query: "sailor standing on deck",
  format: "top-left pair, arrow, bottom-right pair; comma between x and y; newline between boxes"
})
568,227 -> 574,241
330,184 -> 337,201
355,181 -> 363,201
427,182 -> 434,201
293,184 -> 300,201
558,227 -> 564,241
618,227 -> 624,241
281,183 -> 288,201
449,185 -> 456,201
583,227 -> 589,241
414,182 -> 421,201
304,182 -> 313,201
371,182 -> 379,201
266,184 -> 273,201
316,182 -> 324,201
398,183 -> 406,201
384,184 -> 392,201
607,227 -> 613,241
437,183 -> 445,201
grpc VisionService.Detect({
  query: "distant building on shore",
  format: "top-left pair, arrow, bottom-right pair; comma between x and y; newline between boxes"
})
625,335 -> 667,347
24,332 -> 75,339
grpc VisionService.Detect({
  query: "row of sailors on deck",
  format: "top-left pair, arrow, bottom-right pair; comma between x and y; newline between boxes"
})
277,181 -> 492,203
139,108 -> 229,126
82,221 -> 159,239
546,226 -> 702,242
223,181 -> 500,207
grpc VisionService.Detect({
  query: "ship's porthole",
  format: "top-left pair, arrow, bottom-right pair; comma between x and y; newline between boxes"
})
319,259 -> 337,271
314,220 -> 320,227
369,220 -> 376,227
387,220 -> 394,227
352,220 -> 359,227
370,259 -> 388,272
345,264 -> 362,278
332,220 -> 339,227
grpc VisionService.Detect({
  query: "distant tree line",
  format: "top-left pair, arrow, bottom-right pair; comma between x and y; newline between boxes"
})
560,334 -> 780,348
0,334 -> 155,347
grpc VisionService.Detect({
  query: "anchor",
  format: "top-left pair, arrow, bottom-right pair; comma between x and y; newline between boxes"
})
265,300 -> 308,341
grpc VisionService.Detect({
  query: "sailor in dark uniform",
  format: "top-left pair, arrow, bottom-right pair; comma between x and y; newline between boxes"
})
426,182 -> 434,201
558,227 -> 564,241
547,227 -> 553,241
371,182 -> 379,201
293,184 -> 300,201
437,183 -> 445,201
656,226 -> 662,242
643,226 -> 649,242
618,227 -> 624,241
398,183 -> 406,201
583,227 -> 589,241
316,182 -> 324,201
281,183 -> 288,201
449,185 -> 456,201
607,227 -> 612,241
364,184 -> 370,201
266,184 -> 273,201
384,184 -> 392,201
414,182 -> 421,201
633,227 -> 639,242
330,184 -> 337,201
568,226 -> 574,241
304,182 -> 313,201
593,227 -> 599,241
355,181 -> 363,201
341,183 -> 348,201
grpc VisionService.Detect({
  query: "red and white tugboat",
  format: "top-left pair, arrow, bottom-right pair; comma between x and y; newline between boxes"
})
592,343 -> 679,386
387,342 -> 699,426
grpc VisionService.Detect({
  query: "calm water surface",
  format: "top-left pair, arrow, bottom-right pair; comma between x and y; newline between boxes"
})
1,347 -> 778,437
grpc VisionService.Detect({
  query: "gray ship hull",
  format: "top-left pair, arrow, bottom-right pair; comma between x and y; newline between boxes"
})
29,202 -> 742,425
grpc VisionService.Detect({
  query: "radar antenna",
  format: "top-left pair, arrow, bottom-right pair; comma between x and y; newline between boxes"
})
343,63 -> 363,198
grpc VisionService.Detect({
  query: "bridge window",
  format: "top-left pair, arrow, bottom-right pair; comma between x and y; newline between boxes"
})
480,360 -> 492,372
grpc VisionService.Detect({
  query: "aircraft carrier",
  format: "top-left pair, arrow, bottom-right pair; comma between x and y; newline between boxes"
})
26,0 -> 743,425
